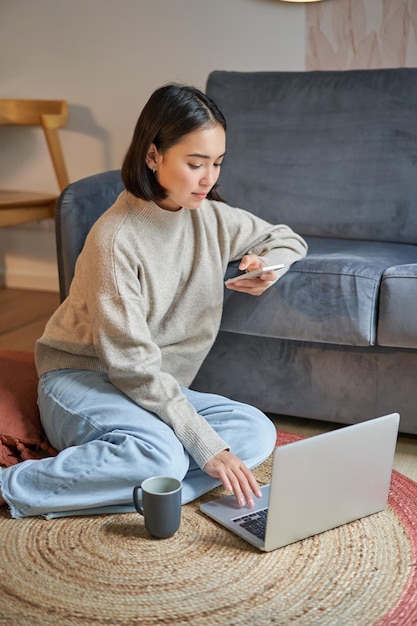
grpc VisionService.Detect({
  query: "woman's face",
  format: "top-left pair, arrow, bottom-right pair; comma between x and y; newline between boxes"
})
147,124 -> 226,211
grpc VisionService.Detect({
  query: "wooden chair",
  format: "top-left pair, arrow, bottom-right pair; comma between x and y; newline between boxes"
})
0,99 -> 69,227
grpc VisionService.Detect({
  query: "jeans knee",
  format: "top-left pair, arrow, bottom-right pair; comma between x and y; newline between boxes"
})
104,430 -> 189,482
152,441 -> 189,481
250,408 -> 277,452
231,405 -> 276,465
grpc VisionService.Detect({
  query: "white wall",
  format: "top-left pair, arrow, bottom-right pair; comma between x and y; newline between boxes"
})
0,0 -> 307,291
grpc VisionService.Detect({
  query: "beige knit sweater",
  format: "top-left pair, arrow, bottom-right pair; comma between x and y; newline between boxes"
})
35,192 -> 307,468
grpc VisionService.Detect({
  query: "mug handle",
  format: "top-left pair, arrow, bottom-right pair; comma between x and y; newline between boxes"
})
133,486 -> 144,515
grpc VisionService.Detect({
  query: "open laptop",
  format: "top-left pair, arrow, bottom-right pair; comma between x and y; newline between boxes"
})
200,413 -> 400,552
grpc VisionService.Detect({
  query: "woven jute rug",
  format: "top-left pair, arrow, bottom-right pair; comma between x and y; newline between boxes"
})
0,430 -> 416,626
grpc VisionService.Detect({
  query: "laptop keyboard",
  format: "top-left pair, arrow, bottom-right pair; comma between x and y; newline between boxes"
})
232,508 -> 268,540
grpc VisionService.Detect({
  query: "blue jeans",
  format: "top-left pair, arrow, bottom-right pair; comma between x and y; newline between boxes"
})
1,370 -> 276,519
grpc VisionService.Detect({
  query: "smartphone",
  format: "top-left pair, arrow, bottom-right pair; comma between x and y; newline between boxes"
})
225,264 -> 285,285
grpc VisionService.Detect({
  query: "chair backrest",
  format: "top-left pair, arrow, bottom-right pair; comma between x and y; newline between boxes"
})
0,99 -> 69,191
55,170 -> 125,301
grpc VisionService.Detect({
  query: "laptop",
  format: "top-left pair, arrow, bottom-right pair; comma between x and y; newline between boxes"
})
200,413 -> 400,552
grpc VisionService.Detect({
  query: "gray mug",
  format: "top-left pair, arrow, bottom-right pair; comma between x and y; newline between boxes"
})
133,476 -> 182,539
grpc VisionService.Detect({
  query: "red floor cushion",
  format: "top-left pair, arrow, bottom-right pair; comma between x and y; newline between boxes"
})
0,349 -> 57,466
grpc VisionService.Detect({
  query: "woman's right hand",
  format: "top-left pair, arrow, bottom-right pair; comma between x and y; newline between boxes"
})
204,450 -> 262,508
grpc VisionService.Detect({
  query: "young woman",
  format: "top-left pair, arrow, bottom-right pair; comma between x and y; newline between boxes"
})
0,84 -> 307,519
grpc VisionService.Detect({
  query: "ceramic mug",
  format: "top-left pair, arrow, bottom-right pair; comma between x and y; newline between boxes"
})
133,476 -> 182,539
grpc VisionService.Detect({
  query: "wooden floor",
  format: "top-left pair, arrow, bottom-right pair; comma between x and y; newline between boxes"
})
1,287 -> 416,482
0,287 -> 60,352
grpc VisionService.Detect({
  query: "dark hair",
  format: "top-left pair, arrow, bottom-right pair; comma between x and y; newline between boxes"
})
121,83 -> 227,202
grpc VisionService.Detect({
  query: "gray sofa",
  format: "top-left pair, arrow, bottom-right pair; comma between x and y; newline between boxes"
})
56,68 -> 417,435
192,68 -> 417,436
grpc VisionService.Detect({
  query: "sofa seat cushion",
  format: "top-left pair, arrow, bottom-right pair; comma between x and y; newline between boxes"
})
378,264 -> 417,348
221,238 -> 417,347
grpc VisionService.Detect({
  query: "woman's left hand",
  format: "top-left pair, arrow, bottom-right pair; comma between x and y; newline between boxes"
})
225,254 -> 277,296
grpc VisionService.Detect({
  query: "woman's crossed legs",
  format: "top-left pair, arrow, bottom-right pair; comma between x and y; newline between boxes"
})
0,370 -> 276,519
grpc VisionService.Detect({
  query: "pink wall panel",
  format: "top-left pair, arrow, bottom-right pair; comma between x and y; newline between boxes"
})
306,0 -> 417,70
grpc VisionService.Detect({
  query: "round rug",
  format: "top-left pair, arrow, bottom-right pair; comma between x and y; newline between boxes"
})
0,431 -> 416,626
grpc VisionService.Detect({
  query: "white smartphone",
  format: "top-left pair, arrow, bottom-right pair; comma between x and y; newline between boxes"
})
225,264 -> 285,285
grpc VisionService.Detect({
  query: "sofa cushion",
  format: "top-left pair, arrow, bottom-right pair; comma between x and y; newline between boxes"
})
221,238 -> 417,347
206,69 -> 417,244
378,264 -> 417,348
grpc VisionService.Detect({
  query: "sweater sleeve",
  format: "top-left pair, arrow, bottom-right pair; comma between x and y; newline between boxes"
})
89,291 -> 229,469
213,202 -> 308,272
